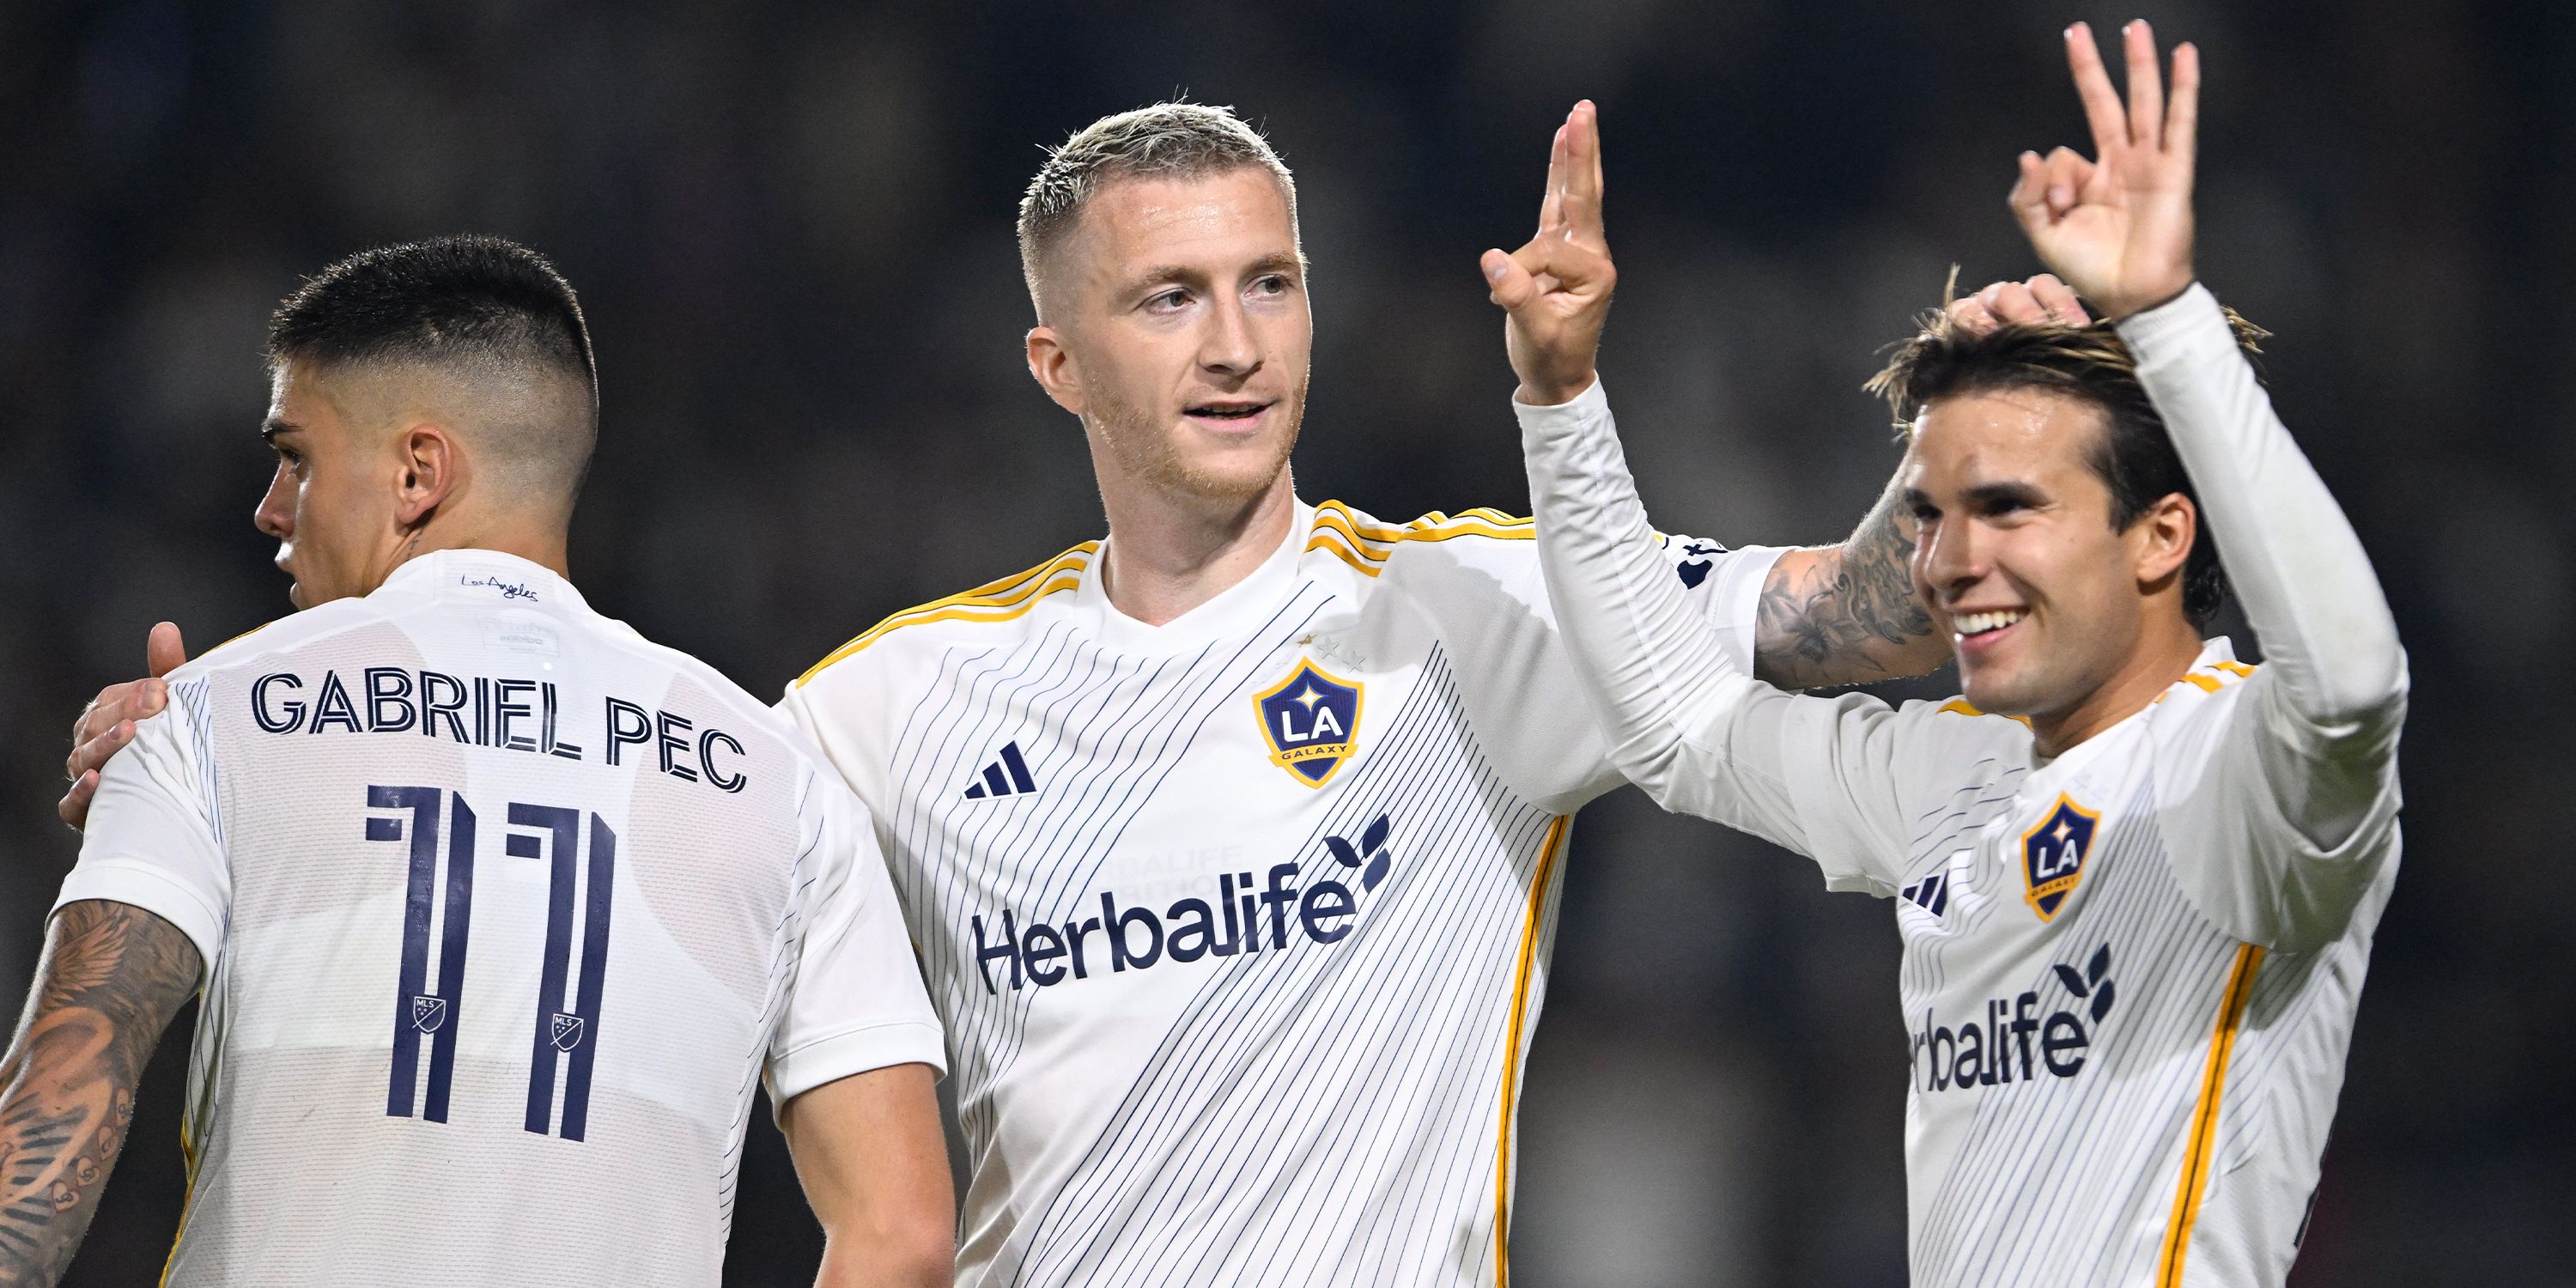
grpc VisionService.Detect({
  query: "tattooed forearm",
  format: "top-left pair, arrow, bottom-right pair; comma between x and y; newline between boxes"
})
0,900 -> 200,1286
1752,471 -> 1941,689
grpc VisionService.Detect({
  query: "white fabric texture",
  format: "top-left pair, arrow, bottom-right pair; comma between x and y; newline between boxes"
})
59,550 -> 941,1287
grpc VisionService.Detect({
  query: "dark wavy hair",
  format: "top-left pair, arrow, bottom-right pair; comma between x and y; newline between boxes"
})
1863,292 -> 2267,628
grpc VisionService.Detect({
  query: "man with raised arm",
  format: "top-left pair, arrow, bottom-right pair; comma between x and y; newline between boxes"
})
1510,21 -> 2403,1285
61,107 -> 2075,1286
2,238 -> 952,1287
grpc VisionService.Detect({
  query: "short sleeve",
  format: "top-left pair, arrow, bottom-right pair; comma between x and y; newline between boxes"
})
57,680 -> 228,986
762,769 -> 946,1107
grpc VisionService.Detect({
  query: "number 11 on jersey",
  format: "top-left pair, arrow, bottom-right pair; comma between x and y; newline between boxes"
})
367,786 -> 619,1141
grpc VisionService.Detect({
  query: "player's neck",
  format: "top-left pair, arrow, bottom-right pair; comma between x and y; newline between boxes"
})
384,517 -> 573,589
2029,617 -> 2207,758
1097,472 -> 1297,627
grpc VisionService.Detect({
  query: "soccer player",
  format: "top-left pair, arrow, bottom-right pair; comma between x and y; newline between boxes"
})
1515,22 -> 2403,1286
58,112 -> 2067,1286
3,238 -> 952,1286
771,102 -> 1965,1286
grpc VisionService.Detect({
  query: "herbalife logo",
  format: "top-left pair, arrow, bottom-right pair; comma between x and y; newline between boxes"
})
969,815 -> 1394,993
1323,814 -> 1392,891
1909,943 -> 2117,1093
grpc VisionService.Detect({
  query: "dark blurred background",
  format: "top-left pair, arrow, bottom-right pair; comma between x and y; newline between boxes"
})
3,1 -> 2567,1284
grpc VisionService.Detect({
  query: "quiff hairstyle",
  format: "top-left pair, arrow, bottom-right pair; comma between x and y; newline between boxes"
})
1016,101 -> 1299,319
1865,296 -> 2270,628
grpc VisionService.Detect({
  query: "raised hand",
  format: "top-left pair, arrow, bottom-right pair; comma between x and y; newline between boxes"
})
1482,100 -> 1613,406
2011,21 -> 2199,319
58,621 -> 188,830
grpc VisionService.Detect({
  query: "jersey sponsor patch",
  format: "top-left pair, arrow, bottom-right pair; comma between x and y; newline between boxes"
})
2021,793 -> 2100,920
1255,659 -> 1363,787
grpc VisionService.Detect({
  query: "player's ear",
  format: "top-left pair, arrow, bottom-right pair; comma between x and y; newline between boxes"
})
2129,492 -> 2196,588
1025,325 -> 1086,416
392,423 -> 461,527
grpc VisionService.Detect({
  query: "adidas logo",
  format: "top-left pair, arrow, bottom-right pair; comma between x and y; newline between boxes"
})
963,742 -> 1039,800
1900,872 -> 1950,917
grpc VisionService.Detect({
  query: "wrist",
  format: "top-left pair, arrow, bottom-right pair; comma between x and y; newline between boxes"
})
2100,271 -> 2196,322
1512,368 -> 1599,407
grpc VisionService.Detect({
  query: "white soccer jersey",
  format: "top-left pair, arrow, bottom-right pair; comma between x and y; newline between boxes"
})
59,550 -> 943,1287
1522,287 -> 2407,1287
783,499 -> 1777,1287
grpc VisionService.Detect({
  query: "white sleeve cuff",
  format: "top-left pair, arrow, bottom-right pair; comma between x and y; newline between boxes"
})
2112,282 -> 2230,368
1512,376 -> 1613,440
52,860 -> 223,990
766,1018 -> 949,1107
1707,544 -> 1787,674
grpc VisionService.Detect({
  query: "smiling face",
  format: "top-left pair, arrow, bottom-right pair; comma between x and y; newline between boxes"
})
1027,167 -> 1311,513
1903,386 -> 2199,727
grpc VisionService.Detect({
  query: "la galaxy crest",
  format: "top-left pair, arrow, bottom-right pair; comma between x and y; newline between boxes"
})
2020,793 -> 2100,920
1255,659 -> 1364,788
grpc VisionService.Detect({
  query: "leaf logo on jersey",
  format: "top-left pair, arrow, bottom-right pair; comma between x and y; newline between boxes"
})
2020,793 -> 2100,920
1255,659 -> 1364,788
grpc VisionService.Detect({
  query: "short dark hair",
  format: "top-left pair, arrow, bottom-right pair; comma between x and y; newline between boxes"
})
270,234 -> 596,393
269,234 -> 599,506
1865,301 -> 2269,628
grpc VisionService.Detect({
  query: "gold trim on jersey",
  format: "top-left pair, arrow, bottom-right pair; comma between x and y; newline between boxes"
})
2159,659 -> 2261,702
1308,501 -> 1535,580
2156,942 -> 2267,1285
1492,814 -> 1571,1286
159,1099 -> 203,1285
1935,697 -> 2032,726
792,544 -> 1098,686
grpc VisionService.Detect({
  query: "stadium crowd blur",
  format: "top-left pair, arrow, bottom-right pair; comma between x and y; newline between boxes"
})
2,1 -> 2564,1283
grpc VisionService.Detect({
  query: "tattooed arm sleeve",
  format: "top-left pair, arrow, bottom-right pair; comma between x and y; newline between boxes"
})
0,900 -> 201,1287
1750,466 -> 1947,690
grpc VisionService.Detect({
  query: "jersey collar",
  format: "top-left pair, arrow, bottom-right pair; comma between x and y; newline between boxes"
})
1072,500 -> 1315,654
2029,635 -> 2248,776
378,549 -> 592,615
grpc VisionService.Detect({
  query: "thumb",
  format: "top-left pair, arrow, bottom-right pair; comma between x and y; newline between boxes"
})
148,621 -> 189,677
1483,248 -> 1540,313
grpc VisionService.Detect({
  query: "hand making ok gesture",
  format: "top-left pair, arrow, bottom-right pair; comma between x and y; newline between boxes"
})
2013,21 -> 2201,319
1483,100 -> 1613,406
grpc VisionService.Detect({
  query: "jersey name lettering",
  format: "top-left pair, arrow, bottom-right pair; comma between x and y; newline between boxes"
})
247,668 -> 748,792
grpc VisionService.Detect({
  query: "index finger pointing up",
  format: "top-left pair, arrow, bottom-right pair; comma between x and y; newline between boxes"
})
1560,100 -> 1606,246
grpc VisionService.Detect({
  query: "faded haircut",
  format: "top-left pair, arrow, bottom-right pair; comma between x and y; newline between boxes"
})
1864,293 -> 2270,629
270,234 -> 599,508
1016,101 -> 1298,319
